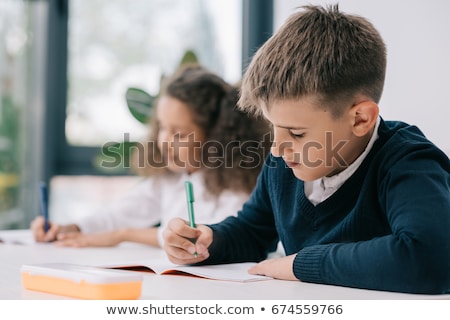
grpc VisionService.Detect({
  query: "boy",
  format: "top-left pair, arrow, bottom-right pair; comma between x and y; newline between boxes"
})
162,5 -> 450,294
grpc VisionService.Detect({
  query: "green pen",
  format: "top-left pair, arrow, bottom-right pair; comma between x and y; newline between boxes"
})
184,181 -> 197,257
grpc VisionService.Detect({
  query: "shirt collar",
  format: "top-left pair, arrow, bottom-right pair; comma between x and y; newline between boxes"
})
305,117 -> 381,205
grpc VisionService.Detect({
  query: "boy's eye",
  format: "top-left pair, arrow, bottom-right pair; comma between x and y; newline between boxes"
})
290,131 -> 305,138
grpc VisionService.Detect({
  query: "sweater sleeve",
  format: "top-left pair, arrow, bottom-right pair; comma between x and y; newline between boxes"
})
206,156 -> 280,264
294,143 -> 450,294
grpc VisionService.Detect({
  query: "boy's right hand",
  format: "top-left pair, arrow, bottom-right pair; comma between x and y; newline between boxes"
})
162,217 -> 212,265
30,216 -> 60,242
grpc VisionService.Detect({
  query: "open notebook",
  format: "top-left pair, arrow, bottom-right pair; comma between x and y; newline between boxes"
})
101,258 -> 272,282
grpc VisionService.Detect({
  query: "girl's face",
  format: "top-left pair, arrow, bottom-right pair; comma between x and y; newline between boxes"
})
156,96 -> 206,174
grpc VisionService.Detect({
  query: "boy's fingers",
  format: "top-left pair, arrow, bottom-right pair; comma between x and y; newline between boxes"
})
193,225 -> 212,254
164,218 -> 200,247
165,245 -> 209,264
163,218 -> 212,263
170,218 -> 199,239
163,228 -> 197,254
195,243 -> 209,256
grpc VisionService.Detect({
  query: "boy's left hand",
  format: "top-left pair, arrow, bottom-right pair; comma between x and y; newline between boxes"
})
248,254 -> 297,280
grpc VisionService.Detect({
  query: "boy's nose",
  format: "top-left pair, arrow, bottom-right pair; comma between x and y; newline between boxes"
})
270,129 -> 292,157
271,142 -> 281,157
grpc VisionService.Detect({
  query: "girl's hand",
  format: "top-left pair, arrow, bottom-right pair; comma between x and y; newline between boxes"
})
30,216 -> 60,242
55,230 -> 121,247
248,254 -> 298,280
31,217 -> 81,243
162,217 -> 213,265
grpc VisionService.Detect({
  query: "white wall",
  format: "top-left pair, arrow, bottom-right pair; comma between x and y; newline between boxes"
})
274,0 -> 450,154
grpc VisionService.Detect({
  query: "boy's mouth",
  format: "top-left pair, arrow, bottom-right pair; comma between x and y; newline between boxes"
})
284,161 -> 300,168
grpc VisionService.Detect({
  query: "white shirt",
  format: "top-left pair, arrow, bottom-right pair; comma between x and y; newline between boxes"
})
304,117 -> 381,206
75,170 -> 249,246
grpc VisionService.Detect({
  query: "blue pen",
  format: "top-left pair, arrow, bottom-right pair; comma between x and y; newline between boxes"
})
39,182 -> 50,232
184,181 -> 197,257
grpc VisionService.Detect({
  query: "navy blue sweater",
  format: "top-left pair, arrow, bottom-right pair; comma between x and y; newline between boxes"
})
207,119 -> 450,294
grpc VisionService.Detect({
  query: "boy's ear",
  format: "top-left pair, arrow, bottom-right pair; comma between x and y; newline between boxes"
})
349,100 -> 379,137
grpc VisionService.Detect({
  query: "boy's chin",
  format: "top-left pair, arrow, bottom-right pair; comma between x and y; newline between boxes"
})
290,167 -> 320,182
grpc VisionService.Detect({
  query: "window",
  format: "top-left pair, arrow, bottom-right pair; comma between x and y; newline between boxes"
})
66,0 -> 243,147
0,0 -> 46,228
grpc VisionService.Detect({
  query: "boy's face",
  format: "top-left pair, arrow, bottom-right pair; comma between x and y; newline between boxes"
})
263,96 -> 360,182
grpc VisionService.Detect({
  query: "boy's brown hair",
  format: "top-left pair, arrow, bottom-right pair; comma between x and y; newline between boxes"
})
238,4 -> 387,118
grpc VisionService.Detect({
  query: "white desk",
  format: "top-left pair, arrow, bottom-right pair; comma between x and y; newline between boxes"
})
0,229 -> 448,300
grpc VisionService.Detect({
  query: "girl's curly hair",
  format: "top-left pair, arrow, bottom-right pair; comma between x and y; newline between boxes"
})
131,64 -> 271,196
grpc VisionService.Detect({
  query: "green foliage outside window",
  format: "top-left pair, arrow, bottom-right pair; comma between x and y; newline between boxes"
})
0,93 -> 20,217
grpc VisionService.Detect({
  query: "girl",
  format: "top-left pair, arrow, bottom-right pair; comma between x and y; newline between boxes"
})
31,65 -> 270,247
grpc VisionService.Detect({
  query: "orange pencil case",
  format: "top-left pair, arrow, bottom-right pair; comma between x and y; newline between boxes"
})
21,263 -> 143,300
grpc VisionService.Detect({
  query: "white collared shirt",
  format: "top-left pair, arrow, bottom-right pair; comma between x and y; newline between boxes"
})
304,117 -> 381,206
